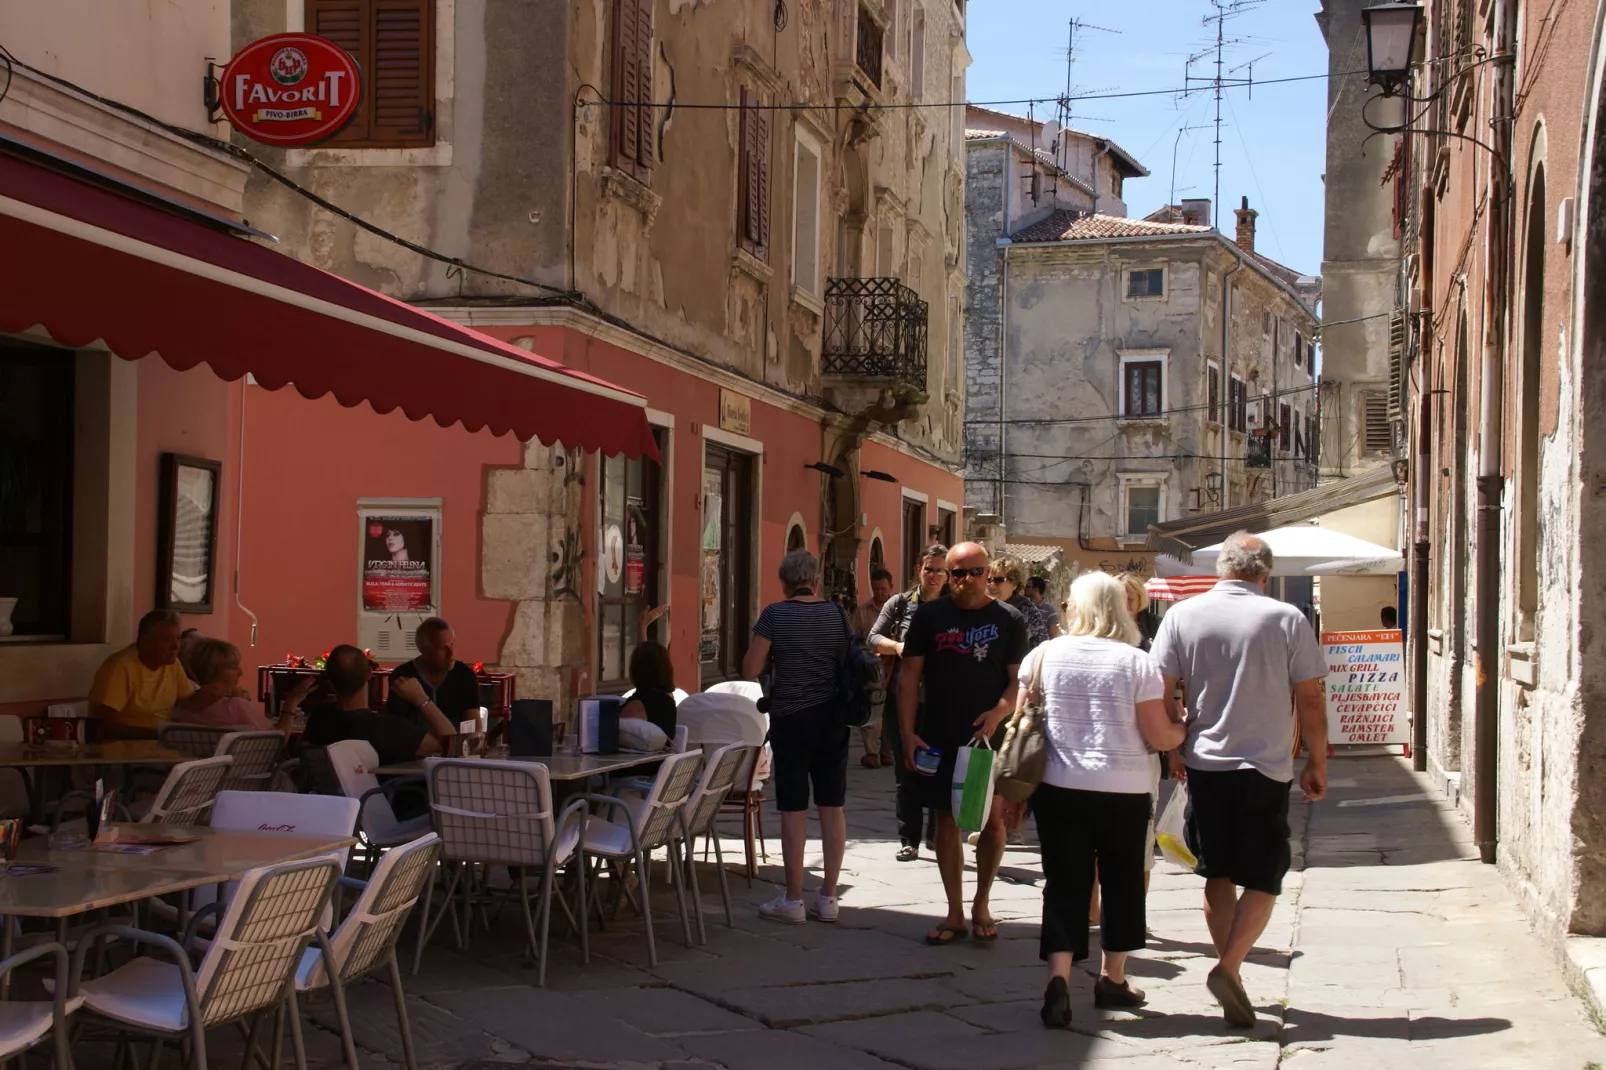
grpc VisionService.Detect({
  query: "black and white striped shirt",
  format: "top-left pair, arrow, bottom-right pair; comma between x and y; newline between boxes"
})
753,600 -> 848,716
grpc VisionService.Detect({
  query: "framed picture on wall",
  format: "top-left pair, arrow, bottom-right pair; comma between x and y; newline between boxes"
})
156,453 -> 221,614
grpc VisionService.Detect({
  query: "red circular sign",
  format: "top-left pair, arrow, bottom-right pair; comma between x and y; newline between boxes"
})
218,33 -> 361,146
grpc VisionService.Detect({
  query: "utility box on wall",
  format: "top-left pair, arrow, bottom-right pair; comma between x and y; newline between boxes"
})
356,498 -> 442,661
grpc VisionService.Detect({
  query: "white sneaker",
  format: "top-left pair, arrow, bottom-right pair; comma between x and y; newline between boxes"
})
809,893 -> 840,923
759,894 -> 806,925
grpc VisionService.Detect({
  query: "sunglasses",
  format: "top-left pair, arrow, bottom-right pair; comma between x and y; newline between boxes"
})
921,566 -> 948,575
948,567 -> 989,579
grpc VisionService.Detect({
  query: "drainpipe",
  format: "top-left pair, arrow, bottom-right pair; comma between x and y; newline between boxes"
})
1220,249 -> 1245,507
1474,0 -> 1515,865
998,243 -> 1009,522
1411,196 -> 1435,773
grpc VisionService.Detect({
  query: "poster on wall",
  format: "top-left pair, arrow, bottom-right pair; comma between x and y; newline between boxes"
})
624,496 -> 646,597
361,514 -> 436,613
700,470 -> 723,663
1322,629 -> 1407,746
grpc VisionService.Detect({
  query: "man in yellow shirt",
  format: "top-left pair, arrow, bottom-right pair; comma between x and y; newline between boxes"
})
89,610 -> 218,739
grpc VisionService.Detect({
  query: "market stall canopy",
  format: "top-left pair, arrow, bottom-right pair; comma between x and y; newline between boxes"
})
1146,467 -> 1397,560
1183,525 -> 1404,577
0,145 -> 657,460
1144,575 -> 1217,602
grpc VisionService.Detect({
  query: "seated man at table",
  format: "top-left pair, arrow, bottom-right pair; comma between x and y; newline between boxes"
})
89,610 -> 221,740
298,645 -> 456,764
384,618 -> 483,728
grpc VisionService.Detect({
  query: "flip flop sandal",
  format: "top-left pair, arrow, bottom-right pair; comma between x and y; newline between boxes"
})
924,923 -> 970,946
896,845 -> 919,862
971,917 -> 1000,942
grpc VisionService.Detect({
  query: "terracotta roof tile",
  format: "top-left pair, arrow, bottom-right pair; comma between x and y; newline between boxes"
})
1010,211 -> 1211,244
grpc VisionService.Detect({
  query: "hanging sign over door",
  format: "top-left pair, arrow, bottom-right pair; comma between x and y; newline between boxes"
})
217,33 -> 362,146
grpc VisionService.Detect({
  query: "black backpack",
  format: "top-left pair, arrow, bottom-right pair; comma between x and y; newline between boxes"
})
835,607 -> 886,728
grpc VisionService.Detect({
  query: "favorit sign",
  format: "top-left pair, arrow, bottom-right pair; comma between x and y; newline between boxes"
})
218,34 -> 360,146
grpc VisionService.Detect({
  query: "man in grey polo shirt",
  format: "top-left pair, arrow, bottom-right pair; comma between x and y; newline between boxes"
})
1151,531 -> 1328,1029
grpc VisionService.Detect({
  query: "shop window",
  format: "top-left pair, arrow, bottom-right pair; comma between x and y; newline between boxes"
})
738,88 -> 770,260
700,445 -> 754,687
307,0 -> 436,148
1126,267 -> 1165,299
1121,359 -> 1164,418
901,497 -> 925,587
597,432 -> 663,689
0,344 -> 74,638
610,0 -> 655,184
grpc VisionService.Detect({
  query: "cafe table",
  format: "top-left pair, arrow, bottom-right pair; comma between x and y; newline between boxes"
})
373,751 -> 669,780
0,741 -> 191,825
0,823 -> 356,995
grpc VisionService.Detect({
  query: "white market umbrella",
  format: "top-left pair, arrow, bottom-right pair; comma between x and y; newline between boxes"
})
1191,525 -> 1403,577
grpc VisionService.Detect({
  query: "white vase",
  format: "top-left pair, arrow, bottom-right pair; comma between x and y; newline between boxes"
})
0,598 -> 15,639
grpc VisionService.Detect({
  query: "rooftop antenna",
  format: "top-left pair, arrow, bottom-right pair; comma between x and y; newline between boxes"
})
1170,123 -> 1211,213
1058,16 -> 1118,171
1181,0 -> 1267,230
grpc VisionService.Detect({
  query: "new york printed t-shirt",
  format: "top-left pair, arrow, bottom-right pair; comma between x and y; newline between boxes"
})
902,598 -> 1028,750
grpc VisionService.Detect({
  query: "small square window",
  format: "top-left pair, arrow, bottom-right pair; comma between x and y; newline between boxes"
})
1125,484 -> 1161,536
1127,268 -> 1165,298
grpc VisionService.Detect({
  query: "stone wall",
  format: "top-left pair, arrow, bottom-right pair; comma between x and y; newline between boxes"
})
963,140 -> 1007,514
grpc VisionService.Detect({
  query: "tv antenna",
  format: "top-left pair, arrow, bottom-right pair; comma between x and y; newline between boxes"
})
1182,0 -> 1267,230
1056,16 -> 1119,169
1170,123 -> 1211,211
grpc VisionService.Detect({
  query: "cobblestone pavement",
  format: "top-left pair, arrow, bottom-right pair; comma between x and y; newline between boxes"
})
82,754 -> 1605,1069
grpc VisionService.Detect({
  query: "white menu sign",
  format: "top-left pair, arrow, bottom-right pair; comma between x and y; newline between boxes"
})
1322,629 -> 1408,746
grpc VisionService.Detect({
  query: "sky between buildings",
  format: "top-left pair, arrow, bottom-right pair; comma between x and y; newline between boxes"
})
965,0 -> 1331,278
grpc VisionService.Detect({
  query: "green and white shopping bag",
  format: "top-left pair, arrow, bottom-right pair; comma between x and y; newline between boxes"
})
951,739 -> 999,832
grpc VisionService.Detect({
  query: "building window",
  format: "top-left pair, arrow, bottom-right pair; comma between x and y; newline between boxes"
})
1260,393 -> 1273,432
1122,360 -> 1164,418
946,294 -> 961,392
737,88 -> 770,260
1306,413 -> 1317,462
1126,267 -> 1165,299
910,10 -> 925,101
701,445 -> 754,687
869,535 -> 886,574
597,432 -> 664,688
307,0 -> 436,148
1279,403 -> 1291,452
786,522 -> 806,552
610,0 -> 655,184
856,4 -> 884,88
1206,361 -> 1221,424
1123,482 -> 1162,537
0,344 -> 74,638
937,506 -> 957,549
792,130 -> 822,295
901,497 -> 925,588
1262,310 -> 1271,336
1362,391 -> 1392,454
1294,330 -> 1306,373
1294,412 -> 1305,460
1229,375 -> 1247,433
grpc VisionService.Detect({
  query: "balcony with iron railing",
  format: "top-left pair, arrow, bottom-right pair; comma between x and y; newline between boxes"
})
855,5 -> 884,89
821,277 -> 928,403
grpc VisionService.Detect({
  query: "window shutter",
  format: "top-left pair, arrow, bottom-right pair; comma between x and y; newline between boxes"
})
632,0 -> 655,178
1387,309 -> 1407,420
370,0 -> 433,146
308,0 -> 371,143
754,103 -> 770,255
738,89 -> 755,250
612,0 -> 641,173
1363,392 -> 1393,454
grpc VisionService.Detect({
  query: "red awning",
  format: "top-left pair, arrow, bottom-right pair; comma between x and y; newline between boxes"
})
0,149 -> 656,459
1144,576 -> 1218,603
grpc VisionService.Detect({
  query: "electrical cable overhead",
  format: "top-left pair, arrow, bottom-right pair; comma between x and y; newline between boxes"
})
962,382 -> 1317,426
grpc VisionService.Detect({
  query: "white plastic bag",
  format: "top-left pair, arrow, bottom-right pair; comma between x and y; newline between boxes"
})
1155,783 -> 1198,869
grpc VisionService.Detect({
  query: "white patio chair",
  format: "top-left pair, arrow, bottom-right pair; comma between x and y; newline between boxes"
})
676,693 -> 769,881
70,854 -> 344,1070
298,832 -> 440,1070
0,942 -> 78,1068
704,680 -> 763,702
416,759 -> 589,987
676,742 -> 755,941
580,748 -> 703,967
156,723 -> 231,759
215,731 -> 286,793
326,739 -> 433,870
141,755 -> 234,825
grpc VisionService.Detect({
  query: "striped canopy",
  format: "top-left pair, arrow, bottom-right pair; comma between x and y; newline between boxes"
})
1144,575 -> 1218,602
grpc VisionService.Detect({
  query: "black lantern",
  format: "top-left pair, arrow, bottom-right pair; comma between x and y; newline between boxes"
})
1362,2 -> 1423,96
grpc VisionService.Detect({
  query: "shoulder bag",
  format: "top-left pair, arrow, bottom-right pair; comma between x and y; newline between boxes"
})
995,649 -> 1049,803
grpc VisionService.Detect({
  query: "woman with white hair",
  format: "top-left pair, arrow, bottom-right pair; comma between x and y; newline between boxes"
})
742,548 -> 851,926
1021,571 -> 1186,1028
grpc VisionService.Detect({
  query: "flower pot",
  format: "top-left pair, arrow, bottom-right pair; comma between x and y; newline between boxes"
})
0,598 -> 15,639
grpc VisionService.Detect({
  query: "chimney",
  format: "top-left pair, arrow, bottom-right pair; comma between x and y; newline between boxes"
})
1181,198 -> 1211,227
1234,196 -> 1258,254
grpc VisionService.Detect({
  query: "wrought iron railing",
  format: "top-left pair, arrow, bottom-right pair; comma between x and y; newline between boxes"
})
1246,433 -> 1272,469
856,6 -> 884,88
822,277 -> 928,393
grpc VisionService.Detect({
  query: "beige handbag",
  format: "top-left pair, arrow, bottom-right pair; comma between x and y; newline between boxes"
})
996,650 -> 1049,803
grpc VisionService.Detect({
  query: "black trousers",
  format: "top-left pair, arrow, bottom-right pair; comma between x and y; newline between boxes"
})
882,699 -> 934,848
1033,782 -> 1152,962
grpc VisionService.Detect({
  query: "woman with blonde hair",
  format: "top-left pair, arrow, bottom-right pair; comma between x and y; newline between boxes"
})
170,637 -> 301,733
1021,571 -> 1185,1028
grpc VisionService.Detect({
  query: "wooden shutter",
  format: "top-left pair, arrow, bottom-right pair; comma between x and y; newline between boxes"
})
737,90 -> 769,259
307,0 -> 433,148
754,102 -> 770,255
1387,308 -> 1408,420
611,0 -> 654,182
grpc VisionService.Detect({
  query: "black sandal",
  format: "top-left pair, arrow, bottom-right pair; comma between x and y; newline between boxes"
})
1093,977 -> 1147,1008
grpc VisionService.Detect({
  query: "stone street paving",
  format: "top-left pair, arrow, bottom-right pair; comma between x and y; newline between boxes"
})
142,756 -> 1606,1069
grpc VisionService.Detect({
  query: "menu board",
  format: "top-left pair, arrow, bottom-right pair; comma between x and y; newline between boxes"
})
1322,629 -> 1407,745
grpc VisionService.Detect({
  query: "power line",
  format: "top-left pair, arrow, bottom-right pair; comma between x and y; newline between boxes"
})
963,383 -> 1318,426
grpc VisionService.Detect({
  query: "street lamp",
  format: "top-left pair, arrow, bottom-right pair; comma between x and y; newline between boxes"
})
1362,2 -> 1423,96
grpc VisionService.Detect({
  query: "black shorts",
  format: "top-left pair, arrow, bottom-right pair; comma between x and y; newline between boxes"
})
1183,766 -> 1293,896
768,701 -> 850,812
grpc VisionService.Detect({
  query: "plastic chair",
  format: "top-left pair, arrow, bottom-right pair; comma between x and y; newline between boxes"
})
580,749 -> 703,967
143,756 -> 234,825
156,723 -> 231,759
325,739 -> 433,869
71,854 -> 344,1070
416,759 -> 589,987
298,833 -> 440,1070
676,743 -> 755,941
0,943 -> 77,1066
677,693 -> 769,881
704,680 -> 763,702
215,731 -> 286,793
